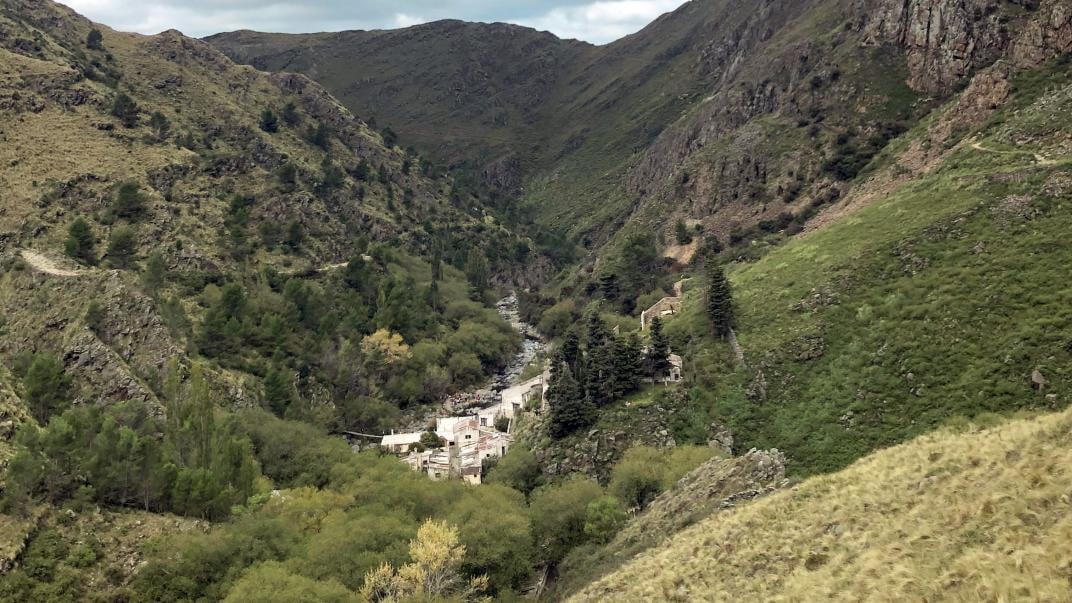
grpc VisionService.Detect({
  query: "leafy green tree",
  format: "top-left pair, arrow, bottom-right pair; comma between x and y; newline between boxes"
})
259,109 -> 279,133
23,354 -> 70,424
448,352 -> 483,388
599,272 -> 619,301
486,448 -> 542,495
706,260 -> 735,340
446,485 -> 534,593
528,475 -> 602,564
224,562 -> 355,603
647,317 -> 671,382
86,28 -> 103,50
111,182 -> 145,219
149,111 -> 171,142
419,430 -> 443,449
464,248 -> 489,298
111,92 -> 139,128
64,217 -> 96,265
609,446 -> 665,510
106,226 -> 137,269
584,496 -> 627,544
352,159 -> 371,182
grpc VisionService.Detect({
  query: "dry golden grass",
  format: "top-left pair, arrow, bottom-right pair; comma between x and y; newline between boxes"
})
572,408 -> 1072,602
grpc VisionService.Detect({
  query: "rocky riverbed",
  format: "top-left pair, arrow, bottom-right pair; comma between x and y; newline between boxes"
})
396,293 -> 544,432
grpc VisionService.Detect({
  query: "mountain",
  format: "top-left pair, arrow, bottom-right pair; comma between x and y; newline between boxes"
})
210,0 -> 1072,254
1,0 -> 1072,600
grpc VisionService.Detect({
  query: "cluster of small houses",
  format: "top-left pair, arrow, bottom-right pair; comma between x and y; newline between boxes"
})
378,294 -> 686,484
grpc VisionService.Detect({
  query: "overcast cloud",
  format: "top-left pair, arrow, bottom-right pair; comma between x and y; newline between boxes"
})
62,0 -> 688,44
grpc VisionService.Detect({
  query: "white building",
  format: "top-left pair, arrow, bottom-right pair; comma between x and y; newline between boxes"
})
380,432 -> 424,454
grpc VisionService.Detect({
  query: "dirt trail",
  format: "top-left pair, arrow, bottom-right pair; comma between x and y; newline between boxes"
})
970,141 -> 1056,166
20,250 -> 86,277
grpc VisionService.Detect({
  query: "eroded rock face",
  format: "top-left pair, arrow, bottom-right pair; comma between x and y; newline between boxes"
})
613,448 -> 788,548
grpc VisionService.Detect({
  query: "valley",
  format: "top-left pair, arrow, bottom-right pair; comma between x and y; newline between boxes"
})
1,0 -> 1071,601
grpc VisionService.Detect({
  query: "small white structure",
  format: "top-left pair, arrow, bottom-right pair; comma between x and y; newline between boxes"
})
380,432 -> 424,454
667,353 -> 684,384
641,297 -> 681,330
394,370 -> 552,484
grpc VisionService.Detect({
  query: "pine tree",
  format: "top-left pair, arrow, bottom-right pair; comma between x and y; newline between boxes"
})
599,272 -> 619,301
24,354 -> 70,424
647,317 -> 671,382
675,219 -> 693,245
107,226 -> 137,269
149,111 -> 171,142
259,109 -> 279,133
706,260 -> 734,339
612,333 -> 643,398
281,102 -> 300,127
65,217 -> 96,265
263,366 -> 292,417
111,92 -> 139,128
548,356 -> 593,439
86,28 -> 103,50
583,313 -> 615,407
112,182 -> 146,219
143,251 -> 167,293
560,330 -> 582,376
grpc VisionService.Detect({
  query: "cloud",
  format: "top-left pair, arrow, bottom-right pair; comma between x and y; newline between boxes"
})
60,0 -> 688,43
519,0 -> 687,42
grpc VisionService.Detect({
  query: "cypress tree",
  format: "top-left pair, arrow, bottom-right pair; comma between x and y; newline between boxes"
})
647,317 -> 671,382
706,260 -> 734,339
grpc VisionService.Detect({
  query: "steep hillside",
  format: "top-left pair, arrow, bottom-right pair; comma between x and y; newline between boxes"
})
0,0 -> 524,271
572,407 -> 1072,601
210,0 -> 1072,255
0,0 -> 528,452
653,52 -> 1072,477
208,22 -> 590,186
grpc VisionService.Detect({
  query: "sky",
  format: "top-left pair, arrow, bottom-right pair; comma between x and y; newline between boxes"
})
63,0 -> 690,44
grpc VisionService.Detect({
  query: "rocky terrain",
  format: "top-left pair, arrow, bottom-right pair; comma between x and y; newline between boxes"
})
210,0 -> 1072,258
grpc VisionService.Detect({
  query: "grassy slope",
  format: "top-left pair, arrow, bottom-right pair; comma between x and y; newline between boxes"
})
658,59 -> 1072,476
573,406 -> 1072,601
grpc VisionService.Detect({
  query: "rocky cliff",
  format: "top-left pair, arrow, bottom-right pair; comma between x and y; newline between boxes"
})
210,0 -> 1072,259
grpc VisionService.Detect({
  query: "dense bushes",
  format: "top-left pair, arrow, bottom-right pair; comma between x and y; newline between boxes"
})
3,365 -> 258,521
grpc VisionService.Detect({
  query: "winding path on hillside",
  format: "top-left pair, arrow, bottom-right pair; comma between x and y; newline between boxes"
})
969,140 -> 1057,166
19,250 -> 87,277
